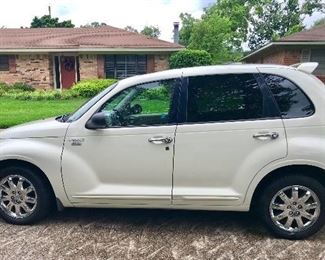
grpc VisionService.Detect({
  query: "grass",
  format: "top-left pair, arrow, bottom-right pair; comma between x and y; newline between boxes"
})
0,98 -> 87,128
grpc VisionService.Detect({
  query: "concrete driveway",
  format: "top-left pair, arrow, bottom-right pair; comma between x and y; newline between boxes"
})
0,208 -> 324,259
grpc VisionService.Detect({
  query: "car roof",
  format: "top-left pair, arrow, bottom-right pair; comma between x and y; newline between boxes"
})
118,64 -> 297,87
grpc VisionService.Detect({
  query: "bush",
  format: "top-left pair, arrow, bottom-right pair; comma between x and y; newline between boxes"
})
72,79 -> 117,98
11,82 -> 35,92
169,49 -> 212,69
0,82 -> 35,92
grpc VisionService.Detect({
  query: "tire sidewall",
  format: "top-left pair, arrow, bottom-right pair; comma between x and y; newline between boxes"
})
0,166 -> 52,225
260,175 -> 325,239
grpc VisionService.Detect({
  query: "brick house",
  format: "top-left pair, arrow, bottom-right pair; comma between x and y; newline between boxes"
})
0,26 -> 183,89
242,25 -> 325,82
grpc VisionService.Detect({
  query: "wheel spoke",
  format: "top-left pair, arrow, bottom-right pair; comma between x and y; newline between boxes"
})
24,186 -> 33,195
296,216 -> 305,228
301,211 -> 313,220
292,186 -> 299,201
278,191 -> 290,204
25,196 -> 36,204
271,203 -> 286,210
305,202 -> 318,210
284,217 -> 294,229
0,184 -> 10,194
21,203 -> 32,213
274,212 -> 287,221
300,191 -> 311,203
16,179 -> 24,191
1,195 -> 11,202
7,178 -> 16,190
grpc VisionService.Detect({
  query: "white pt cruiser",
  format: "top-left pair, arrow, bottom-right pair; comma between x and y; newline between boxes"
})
0,63 -> 324,239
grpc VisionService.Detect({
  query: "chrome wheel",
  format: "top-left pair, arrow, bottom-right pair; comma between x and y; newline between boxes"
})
269,185 -> 320,233
0,175 -> 38,219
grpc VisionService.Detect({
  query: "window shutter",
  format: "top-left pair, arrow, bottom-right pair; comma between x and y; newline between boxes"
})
97,55 -> 105,78
8,55 -> 16,73
301,49 -> 310,63
147,55 -> 155,73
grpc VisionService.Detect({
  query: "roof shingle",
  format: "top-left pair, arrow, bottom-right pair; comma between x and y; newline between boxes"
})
0,26 -> 183,50
277,25 -> 325,42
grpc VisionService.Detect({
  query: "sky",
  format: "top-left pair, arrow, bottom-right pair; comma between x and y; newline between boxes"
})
0,0 -> 324,42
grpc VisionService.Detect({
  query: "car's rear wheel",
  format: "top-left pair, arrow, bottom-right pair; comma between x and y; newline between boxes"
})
259,175 -> 325,239
0,166 -> 53,224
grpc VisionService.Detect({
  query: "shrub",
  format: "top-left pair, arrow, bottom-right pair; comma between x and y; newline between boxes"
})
169,49 -> 212,69
72,79 -> 117,98
11,82 -> 35,92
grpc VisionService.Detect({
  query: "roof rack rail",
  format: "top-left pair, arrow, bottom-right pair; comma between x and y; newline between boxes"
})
291,62 -> 319,74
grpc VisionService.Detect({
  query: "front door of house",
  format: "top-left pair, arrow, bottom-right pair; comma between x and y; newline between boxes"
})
60,56 -> 76,88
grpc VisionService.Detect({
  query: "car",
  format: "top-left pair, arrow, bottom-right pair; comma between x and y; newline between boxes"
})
0,63 -> 324,239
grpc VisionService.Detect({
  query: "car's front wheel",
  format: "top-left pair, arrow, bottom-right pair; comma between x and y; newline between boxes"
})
0,166 -> 53,224
259,175 -> 325,239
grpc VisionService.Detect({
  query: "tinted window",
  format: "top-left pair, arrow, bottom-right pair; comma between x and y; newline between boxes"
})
186,74 -> 264,123
263,74 -> 315,118
100,80 -> 178,127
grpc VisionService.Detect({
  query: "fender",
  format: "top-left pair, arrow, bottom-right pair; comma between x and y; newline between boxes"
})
243,158 -> 325,208
0,138 -> 72,207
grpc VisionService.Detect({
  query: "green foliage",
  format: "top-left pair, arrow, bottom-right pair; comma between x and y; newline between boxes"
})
0,82 -> 35,92
124,26 -> 138,33
169,50 -> 212,69
31,15 -> 74,28
248,0 -> 324,50
71,79 -> 117,98
140,25 -> 161,38
80,22 -> 107,28
179,13 -> 199,46
0,79 -> 116,100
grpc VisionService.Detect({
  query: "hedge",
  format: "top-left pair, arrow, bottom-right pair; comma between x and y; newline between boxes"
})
169,49 -> 212,69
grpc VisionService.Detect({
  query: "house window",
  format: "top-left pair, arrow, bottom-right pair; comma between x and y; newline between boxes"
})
310,49 -> 325,75
105,55 -> 147,79
0,56 -> 9,71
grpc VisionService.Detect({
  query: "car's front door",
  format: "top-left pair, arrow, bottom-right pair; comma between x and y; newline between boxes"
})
173,73 -> 287,207
62,79 -> 180,206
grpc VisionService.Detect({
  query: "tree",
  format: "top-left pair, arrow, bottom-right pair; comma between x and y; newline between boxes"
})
248,0 -> 324,50
179,13 -> 198,46
124,26 -> 138,33
140,25 -> 160,38
312,17 -> 325,27
31,15 -> 74,28
188,14 -> 242,63
81,22 -> 107,28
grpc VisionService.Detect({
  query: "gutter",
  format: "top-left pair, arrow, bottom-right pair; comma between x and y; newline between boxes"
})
0,47 -> 184,54
241,41 -> 325,61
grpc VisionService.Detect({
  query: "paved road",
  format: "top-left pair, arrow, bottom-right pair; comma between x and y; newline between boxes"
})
0,208 -> 324,259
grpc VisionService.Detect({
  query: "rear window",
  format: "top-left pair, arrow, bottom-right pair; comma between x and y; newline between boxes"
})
263,74 -> 315,119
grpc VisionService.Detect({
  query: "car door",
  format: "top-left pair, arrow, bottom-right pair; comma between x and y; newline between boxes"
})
62,79 -> 181,206
173,72 -> 287,207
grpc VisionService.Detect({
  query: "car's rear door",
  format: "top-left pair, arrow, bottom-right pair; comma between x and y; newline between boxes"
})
173,70 -> 287,207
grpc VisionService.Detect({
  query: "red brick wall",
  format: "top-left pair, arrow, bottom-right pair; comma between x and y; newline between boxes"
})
0,54 -> 53,89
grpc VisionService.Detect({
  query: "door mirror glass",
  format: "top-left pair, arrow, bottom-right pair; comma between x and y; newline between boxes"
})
85,112 -> 107,129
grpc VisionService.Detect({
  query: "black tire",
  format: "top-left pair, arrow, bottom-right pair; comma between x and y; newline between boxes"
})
0,166 -> 54,225
258,174 -> 325,239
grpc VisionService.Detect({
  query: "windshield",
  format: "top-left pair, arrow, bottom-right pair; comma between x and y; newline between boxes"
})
66,83 -> 118,122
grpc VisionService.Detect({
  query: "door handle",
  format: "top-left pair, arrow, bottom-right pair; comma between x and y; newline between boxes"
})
253,132 -> 279,140
148,136 -> 173,145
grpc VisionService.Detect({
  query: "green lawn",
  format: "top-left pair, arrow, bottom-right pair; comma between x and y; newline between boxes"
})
0,98 -> 87,128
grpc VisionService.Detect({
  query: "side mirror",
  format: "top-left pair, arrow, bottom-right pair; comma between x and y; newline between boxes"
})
85,112 -> 107,130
